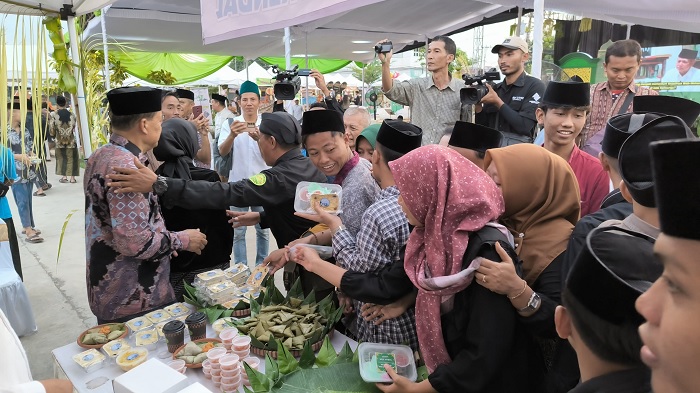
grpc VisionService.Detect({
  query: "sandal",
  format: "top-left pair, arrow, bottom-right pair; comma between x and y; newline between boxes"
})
59,178 -> 68,183
43,183 -> 52,190
26,234 -> 44,243
33,191 -> 46,197
69,179 -> 77,183
21,229 -> 41,235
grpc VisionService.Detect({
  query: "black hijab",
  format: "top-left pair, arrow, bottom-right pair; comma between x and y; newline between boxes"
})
153,118 -> 198,180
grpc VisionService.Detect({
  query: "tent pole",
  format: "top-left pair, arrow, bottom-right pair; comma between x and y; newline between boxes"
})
284,26 -> 292,69
67,15 -> 93,158
516,7 -> 523,35
305,31 -> 309,108
626,24 -> 633,39
362,64 -> 365,106
425,35 -> 429,75
245,58 -> 249,80
101,7 -> 110,90
531,0 -> 544,80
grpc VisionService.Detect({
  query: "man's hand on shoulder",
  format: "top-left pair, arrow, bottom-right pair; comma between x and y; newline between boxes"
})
106,157 -> 157,194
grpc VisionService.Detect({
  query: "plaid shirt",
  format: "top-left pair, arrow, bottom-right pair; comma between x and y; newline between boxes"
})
333,186 -> 418,350
580,81 -> 658,156
385,76 -> 472,145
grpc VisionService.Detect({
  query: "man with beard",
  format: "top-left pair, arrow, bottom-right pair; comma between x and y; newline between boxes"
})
475,36 -> 545,144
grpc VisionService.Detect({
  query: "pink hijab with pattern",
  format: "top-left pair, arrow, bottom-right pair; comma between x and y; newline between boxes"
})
389,145 -> 505,372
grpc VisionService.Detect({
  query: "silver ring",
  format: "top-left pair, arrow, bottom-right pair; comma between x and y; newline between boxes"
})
482,275 -> 487,284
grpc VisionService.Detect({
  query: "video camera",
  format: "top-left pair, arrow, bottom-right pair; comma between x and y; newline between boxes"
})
374,41 -> 393,54
460,69 -> 501,105
272,65 -> 310,100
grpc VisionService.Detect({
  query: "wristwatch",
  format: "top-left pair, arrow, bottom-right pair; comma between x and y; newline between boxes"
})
332,224 -> 347,236
152,175 -> 168,195
517,292 -> 541,313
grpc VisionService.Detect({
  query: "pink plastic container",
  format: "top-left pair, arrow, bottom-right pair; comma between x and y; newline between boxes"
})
212,375 -> 222,384
232,336 -> 251,351
206,347 -> 228,363
201,359 -> 211,370
233,349 -> 250,359
203,368 -> 211,377
242,357 -> 261,371
219,327 -> 239,343
221,367 -> 241,378
219,354 -> 240,371
210,361 -> 221,370
221,375 -> 241,385
221,380 -> 241,393
211,368 -> 221,377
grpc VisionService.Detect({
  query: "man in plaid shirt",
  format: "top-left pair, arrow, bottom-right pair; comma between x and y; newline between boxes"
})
298,120 -> 423,351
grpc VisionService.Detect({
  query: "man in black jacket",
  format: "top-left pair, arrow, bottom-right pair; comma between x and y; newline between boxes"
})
106,111 -> 326,251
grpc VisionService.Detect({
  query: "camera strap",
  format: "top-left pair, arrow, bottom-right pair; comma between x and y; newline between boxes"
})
617,91 -> 635,116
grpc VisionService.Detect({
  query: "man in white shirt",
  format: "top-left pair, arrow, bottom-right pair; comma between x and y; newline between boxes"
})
662,48 -> 700,83
211,94 -> 235,179
286,99 -> 304,122
1,309 -> 72,393
217,81 -> 270,266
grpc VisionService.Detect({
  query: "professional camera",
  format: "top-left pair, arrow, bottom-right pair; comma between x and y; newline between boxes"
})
460,69 -> 501,105
374,41 -> 393,54
272,65 -> 308,100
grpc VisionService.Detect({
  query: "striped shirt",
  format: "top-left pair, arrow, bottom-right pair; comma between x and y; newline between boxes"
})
385,76 -> 471,145
580,81 -> 658,156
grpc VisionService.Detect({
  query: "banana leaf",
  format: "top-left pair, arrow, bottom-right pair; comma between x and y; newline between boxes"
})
285,278 -> 304,301
274,338 -> 299,374
314,337 -> 337,367
265,354 -> 280,383
298,340 -> 315,369
301,291 -> 316,306
333,342 -> 354,365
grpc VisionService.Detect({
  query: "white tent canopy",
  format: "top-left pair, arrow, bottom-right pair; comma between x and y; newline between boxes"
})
84,0 -> 513,62
232,62 -> 274,83
0,0 -> 114,15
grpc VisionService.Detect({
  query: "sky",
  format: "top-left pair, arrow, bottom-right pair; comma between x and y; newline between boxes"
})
452,20 -> 519,72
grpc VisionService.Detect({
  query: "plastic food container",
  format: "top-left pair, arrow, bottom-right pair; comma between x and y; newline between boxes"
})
294,181 -> 343,214
357,343 -> 417,383
194,269 -> 227,286
73,349 -> 106,373
125,316 -> 153,332
145,309 -> 170,324
101,339 -> 131,360
134,328 -> 160,350
115,347 -> 149,371
289,244 -> 334,260
165,303 -> 191,318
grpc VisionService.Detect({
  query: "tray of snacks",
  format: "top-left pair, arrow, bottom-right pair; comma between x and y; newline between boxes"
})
77,323 -> 129,349
233,278 -> 342,359
172,339 -> 224,368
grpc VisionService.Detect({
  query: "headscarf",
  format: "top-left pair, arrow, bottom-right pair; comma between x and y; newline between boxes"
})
153,118 -> 198,180
484,144 -> 580,284
355,123 -> 380,150
390,145 -> 505,371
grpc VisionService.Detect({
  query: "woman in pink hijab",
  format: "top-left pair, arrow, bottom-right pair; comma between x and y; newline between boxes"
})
374,145 -> 538,393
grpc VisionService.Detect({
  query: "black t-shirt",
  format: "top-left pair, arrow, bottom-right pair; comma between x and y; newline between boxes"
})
476,72 -> 545,137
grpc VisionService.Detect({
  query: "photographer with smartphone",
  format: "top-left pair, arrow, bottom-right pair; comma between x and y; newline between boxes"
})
217,80 -> 270,267
378,36 -> 469,145
474,37 -> 545,145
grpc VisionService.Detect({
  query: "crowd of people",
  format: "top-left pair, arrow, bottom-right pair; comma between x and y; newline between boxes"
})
4,33 -> 700,393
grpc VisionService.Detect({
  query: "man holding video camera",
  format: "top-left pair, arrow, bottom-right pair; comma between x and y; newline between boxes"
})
379,36 -> 469,145
475,36 -> 545,144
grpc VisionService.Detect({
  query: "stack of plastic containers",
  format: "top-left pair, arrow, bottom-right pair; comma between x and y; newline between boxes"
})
218,354 -> 241,392
240,357 -> 261,387
205,347 -> 227,388
219,328 -> 238,352
231,336 -> 251,358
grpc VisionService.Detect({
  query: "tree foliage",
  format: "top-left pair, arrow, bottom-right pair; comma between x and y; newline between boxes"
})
351,61 -> 383,86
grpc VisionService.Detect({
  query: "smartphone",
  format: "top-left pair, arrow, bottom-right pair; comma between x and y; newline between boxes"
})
298,68 -> 311,77
246,122 -> 257,130
227,118 -> 235,127
192,105 -> 203,118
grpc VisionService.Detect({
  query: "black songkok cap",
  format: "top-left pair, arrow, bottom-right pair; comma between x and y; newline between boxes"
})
448,121 -> 502,153
301,110 -> 344,136
633,95 -> 700,128
651,138 -> 700,240
567,226 -> 661,326
259,112 -> 301,145
375,120 -> 422,155
678,48 -> 699,60
211,94 -> 227,105
541,80 -> 590,107
603,112 -> 664,158
107,87 -> 162,116
619,115 -> 693,207
175,88 -> 195,101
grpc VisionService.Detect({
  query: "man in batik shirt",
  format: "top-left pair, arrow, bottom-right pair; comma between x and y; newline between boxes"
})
84,87 -> 207,323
